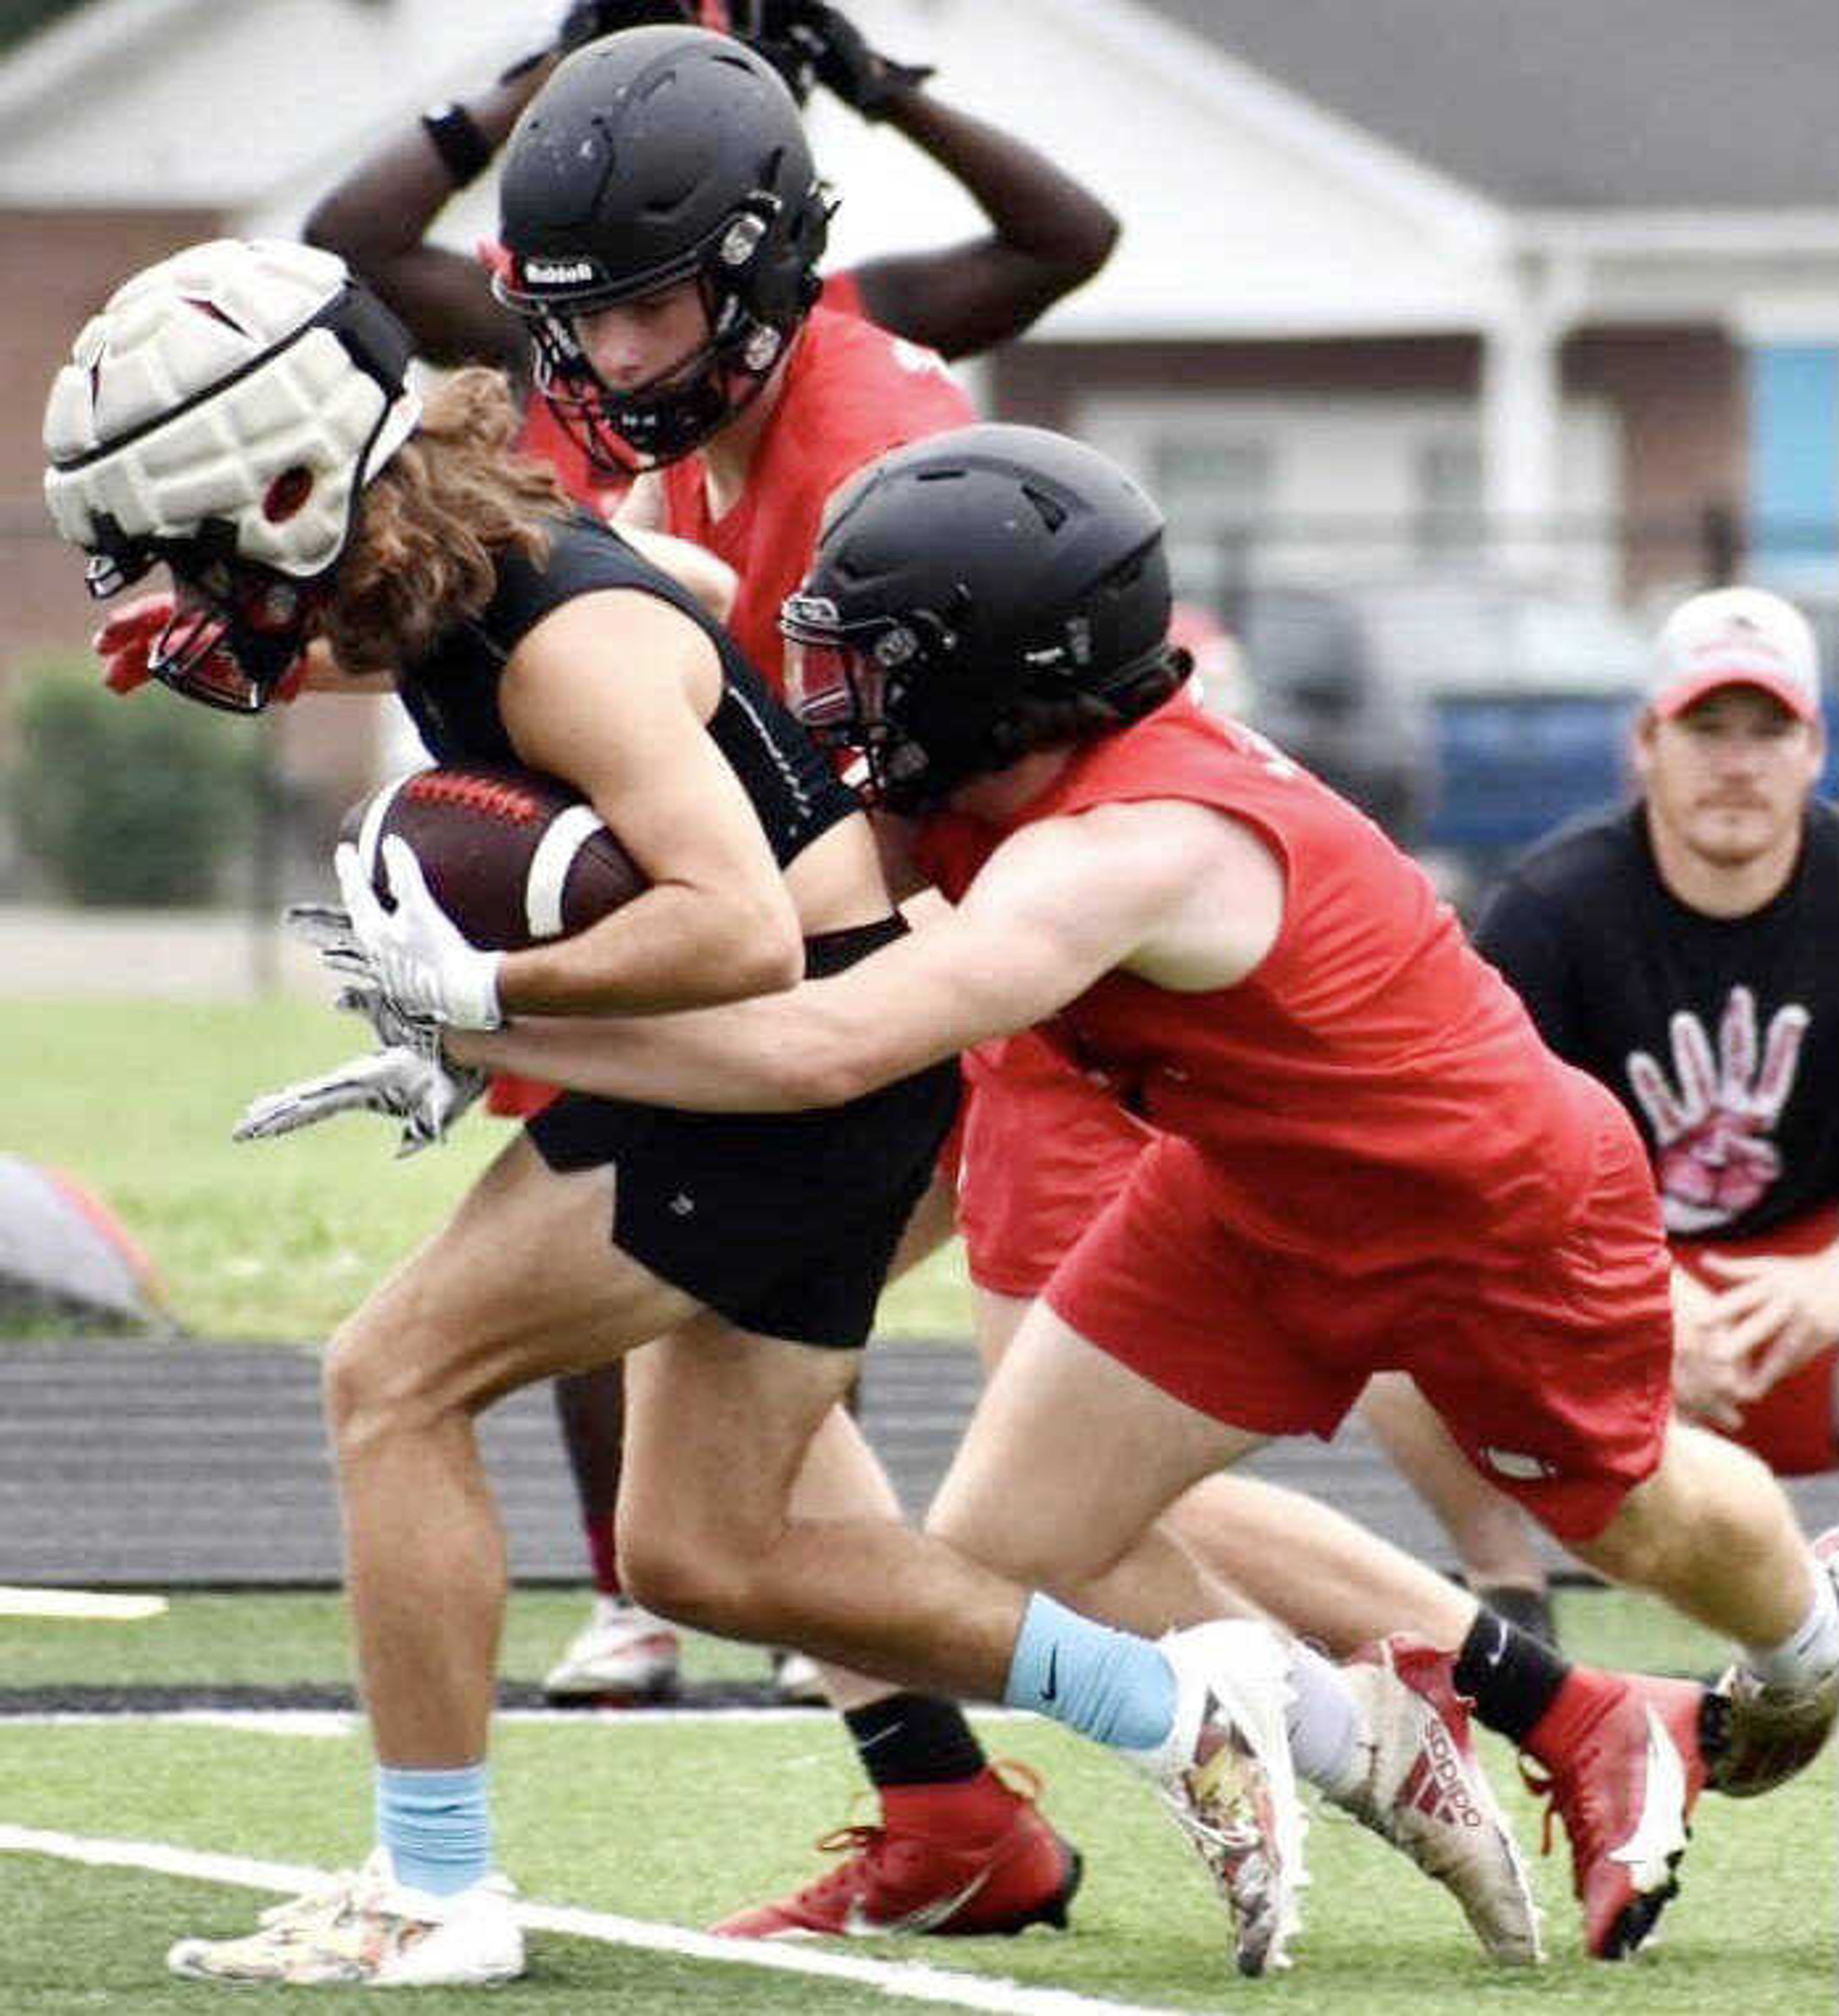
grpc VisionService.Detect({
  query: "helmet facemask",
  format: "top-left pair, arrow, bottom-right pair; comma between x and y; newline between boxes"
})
153,541 -> 328,714
782,589 -> 1017,813
783,594 -> 927,806
508,192 -> 822,472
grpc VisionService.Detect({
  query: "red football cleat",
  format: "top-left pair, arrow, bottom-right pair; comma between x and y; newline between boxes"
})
1521,1670 -> 1712,1959
711,1763 -> 1081,1940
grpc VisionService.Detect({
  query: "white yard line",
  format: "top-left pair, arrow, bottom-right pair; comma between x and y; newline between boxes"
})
0,1587 -> 168,1620
0,1823 -> 1188,2016
0,1704 -> 1035,1735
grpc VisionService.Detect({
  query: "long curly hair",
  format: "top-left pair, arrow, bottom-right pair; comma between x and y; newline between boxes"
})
322,368 -> 568,674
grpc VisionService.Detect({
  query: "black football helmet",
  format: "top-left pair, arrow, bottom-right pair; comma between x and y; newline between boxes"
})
781,424 -> 1183,811
494,24 -> 830,470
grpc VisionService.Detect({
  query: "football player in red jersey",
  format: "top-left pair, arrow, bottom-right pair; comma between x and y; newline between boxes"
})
300,0 -> 1118,521
283,0 -> 1122,1712
448,425 -> 1839,1962
54,251 -> 1545,1990
484,24 -> 1102,1932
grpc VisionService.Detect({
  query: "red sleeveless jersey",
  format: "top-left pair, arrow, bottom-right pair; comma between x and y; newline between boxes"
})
513,272 -> 876,520
657,304 -> 973,690
917,703 -> 1603,1270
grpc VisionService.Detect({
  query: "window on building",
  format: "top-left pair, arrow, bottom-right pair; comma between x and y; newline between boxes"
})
1414,437 -> 1482,565
1149,439 -> 1272,604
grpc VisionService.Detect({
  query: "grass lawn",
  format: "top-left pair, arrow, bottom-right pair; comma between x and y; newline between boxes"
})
0,1589 -> 1831,2014
1,994 -> 973,1342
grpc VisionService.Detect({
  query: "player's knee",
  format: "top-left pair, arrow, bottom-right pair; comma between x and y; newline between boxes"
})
925,1495 -> 1050,1585
320,1311 -> 446,1456
619,1525 -> 757,1636
1587,1423 -> 1783,1588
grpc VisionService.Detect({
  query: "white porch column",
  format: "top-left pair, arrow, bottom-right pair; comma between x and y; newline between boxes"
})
1480,250 -> 1579,581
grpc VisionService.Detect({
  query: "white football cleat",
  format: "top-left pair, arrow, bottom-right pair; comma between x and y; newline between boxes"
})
769,1648 -> 829,1705
1125,1618 -> 1305,1977
543,1594 -> 680,1701
167,1848 -> 523,1987
1335,1635 -> 1543,1964
1710,1525 -> 1839,1797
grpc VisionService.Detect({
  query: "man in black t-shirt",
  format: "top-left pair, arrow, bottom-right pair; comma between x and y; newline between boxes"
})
1362,586 -> 1839,1625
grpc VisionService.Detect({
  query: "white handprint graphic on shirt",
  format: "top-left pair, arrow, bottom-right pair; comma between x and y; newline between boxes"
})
1625,985 -> 1809,1233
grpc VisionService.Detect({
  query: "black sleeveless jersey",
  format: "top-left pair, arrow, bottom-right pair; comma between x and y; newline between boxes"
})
393,514 -> 856,870
1473,799 -> 1839,1241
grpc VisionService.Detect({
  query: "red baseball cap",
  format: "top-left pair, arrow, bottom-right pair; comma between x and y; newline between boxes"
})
1649,587 -> 1820,721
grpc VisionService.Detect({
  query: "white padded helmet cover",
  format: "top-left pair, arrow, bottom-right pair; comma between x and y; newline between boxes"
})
43,239 -> 420,582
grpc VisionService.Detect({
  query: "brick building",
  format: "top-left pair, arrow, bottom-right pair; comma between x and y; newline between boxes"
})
5,0 -> 1839,795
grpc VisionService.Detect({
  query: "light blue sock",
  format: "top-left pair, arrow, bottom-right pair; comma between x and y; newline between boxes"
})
1003,1592 -> 1176,1752
375,1763 -> 491,1898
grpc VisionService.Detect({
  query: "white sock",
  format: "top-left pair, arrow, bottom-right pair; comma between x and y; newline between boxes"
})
1743,1551 -> 1839,1692
1285,1642 -> 1361,1797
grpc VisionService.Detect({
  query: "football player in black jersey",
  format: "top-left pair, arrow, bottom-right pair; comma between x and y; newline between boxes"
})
49,241 -> 1452,1991
292,0 -> 1118,1714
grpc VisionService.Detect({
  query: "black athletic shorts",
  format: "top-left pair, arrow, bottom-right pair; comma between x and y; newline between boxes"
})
526,915 -> 959,1348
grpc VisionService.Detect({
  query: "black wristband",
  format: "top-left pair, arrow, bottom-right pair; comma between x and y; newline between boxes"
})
420,102 -> 493,186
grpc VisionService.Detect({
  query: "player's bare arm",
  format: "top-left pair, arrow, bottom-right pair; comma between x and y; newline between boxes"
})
456,797 -> 1283,1109
488,587 -> 803,1014
613,471 -> 669,532
302,53 -> 558,372
847,90 -> 1119,360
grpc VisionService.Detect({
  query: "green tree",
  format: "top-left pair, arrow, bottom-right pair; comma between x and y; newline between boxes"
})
11,655 -> 261,906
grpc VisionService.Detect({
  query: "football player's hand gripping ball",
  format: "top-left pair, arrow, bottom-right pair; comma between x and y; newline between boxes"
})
332,836 -> 506,1031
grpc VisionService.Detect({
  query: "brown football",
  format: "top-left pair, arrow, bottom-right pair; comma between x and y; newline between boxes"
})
339,765 -> 646,951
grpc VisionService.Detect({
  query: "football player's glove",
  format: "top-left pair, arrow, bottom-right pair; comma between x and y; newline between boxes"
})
287,901 -> 452,1056
234,1045 -> 485,1157
330,837 -> 505,1033
781,2 -> 932,117
555,0 -> 691,55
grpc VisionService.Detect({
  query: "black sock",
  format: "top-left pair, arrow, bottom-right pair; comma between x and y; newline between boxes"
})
1474,1583 -> 1560,1652
1453,1606 -> 1573,1746
842,1693 -> 986,1790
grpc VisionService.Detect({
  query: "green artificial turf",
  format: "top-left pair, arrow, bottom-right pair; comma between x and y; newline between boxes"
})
0,1687 -> 1831,2013
0,994 -> 973,1343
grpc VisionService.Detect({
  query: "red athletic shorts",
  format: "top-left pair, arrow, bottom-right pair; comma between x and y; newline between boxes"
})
954,1031 -> 1151,1298
1045,1097 -> 1674,1543
1673,1204 -> 1839,1478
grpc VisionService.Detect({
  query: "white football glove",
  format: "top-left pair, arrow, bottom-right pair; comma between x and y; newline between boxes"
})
331,836 -> 505,1032
233,1044 -> 485,1158
284,904 -> 440,1053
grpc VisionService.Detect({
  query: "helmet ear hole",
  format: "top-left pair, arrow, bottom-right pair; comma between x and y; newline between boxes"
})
262,466 -> 315,524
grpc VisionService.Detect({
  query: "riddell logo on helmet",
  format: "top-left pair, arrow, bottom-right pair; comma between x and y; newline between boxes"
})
522,259 -> 598,285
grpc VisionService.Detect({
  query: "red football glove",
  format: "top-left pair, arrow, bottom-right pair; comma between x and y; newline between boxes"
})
91,591 -> 306,705
92,592 -> 172,695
